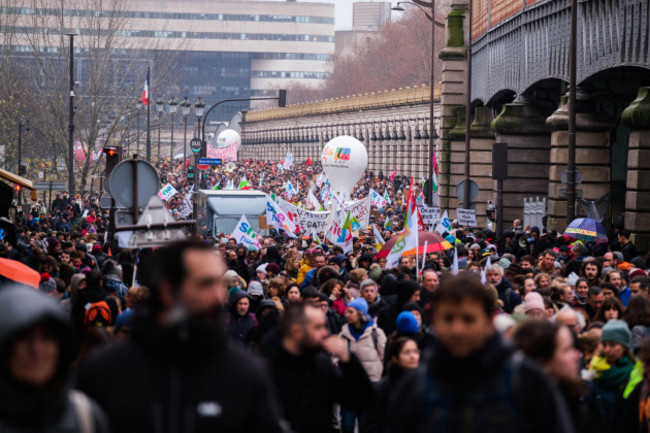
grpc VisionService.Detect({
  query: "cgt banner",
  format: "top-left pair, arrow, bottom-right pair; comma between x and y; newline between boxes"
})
231,215 -> 261,250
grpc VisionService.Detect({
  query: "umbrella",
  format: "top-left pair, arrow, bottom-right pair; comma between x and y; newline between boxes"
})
375,231 -> 453,258
563,217 -> 608,243
0,257 -> 40,288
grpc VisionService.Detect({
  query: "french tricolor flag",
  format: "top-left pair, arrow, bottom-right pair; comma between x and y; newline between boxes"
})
141,71 -> 149,106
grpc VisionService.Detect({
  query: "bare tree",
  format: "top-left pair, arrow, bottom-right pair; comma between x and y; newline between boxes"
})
2,0 -> 186,190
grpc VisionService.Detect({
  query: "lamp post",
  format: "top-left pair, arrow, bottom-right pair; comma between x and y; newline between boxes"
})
180,96 -> 191,171
567,0 -> 577,223
135,99 -> 142,157
16,120 -> 30,206
392,1 -> 442,206
167,96 -> 178,161
192,97 -> 205,231
66,32 -> 76,198
156,98 -> 164,160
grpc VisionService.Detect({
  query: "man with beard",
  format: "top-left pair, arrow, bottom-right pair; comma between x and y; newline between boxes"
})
77,240 -> 284,433
582,259 -> 602,288
262,303 -> 374,433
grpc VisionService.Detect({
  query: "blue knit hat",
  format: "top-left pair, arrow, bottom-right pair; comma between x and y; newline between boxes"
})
348,297 -> 369,319
396,311 -> 419,335
601,319 -> 631,349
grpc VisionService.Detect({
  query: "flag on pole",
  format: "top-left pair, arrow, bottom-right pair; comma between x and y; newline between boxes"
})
384,218 -> 392,231
389,167 -> 397,181
404,177 -> 425,231
432,152 -> 440,193
384,189 -> 391,205
312,229 -> 323,246
141,71 -> 150,106
239,176 -> 251,190
284,151 -> 293,169
258,172 -> 265,188
480,255 -> 492,285
305,157 -> 313,166
307,190 -> 321,210
451,247 -> 459,275
372,224 -> 385,249
286,181 -> 297,197
386,212 -> 418,269
434,210 -> 452,235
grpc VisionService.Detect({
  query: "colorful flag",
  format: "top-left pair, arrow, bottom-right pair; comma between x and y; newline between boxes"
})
370,189 -> 387,209
312,229 -> 323,246
286,181 -> 297,197
434,210 -> 452,235
372,224 -> 385,249
266,195 -> 297,237
384,218 -> 392,231
350,216 -> 361,232
404,177 -> 425,231
386,214 -> 418,269
258,172 -> 265,188
284,151 -> 293,169
141,71 -> 149,106
238,175 -> 251,190
231,215 -> 261,250
384,189 -> 391,205
305,157 -> 313,166
432,152 -> 440,193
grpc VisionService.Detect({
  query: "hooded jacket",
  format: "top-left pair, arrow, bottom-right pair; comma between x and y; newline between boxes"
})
227,291 -> 258,343
377,280 -> 418,336
77,305 -> 284,433
0,285 -> 108,433
388,333 -> 574,433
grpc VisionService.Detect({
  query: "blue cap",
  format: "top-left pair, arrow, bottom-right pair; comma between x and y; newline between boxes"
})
396,311 -> 419,335
348,297 -> 369,318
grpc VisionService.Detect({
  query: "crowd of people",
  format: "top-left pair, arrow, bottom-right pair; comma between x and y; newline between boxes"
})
2,158 -> 650,433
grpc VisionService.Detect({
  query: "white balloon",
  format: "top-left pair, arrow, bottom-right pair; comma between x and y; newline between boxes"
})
321,135 -> 368,199
216,129 -> 240,148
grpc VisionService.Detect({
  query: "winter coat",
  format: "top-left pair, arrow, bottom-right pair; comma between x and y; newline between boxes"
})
227,292 -> 258,343
0,286 -> 109,433
495,277 -> 522,314
340,321 -> 387,382
261,330 -> 375,433
297,260 -> 314,285
388,333 -> 575,433
77,308 -> 284,433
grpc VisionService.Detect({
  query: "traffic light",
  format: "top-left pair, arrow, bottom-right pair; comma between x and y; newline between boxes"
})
103,146 -> 122,178
14,184 -> 21,193
187,165 -> 194,181
19,165 -> 26,176
278,89 -> 287,107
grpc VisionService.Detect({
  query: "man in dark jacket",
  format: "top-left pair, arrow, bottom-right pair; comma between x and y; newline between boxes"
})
485,263 -> 521,313
388,273 -> 574,433
227,291 -> 257,343
262,302 -> 375,433
77,240 -> 285,433
377,280 -> 420,335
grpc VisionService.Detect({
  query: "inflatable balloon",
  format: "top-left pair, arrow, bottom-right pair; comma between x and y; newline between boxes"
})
216,129 -> 240,148
321,135 -> 368,200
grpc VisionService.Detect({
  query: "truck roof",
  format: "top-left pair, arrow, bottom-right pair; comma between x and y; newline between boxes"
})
198,189 -> 266,197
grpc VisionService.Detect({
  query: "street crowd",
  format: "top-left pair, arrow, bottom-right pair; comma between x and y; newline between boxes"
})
2,157 -> 650,433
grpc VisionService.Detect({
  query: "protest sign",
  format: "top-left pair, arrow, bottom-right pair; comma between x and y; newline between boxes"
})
417,203 -> 441,226
231,215 -> 261,250
457,208 -> 478,227
158,183 -> 178,201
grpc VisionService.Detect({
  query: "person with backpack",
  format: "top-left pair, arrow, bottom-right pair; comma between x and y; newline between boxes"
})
0,285 -> 109,433
339,297 -> 386,433
388,273 -> 574,433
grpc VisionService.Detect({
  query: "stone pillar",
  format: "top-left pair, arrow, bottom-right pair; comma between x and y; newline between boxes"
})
468,107 -> 495,227
443,107 -> 466,211
492,95 -> 552,228
438,0 -> 469,210
546,91 -> 615,230
623,87 -> 650,252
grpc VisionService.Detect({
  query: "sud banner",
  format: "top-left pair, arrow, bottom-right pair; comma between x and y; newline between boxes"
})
231,215 -> 261,250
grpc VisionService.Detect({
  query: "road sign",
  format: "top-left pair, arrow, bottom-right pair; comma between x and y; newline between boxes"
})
197,158 -> 222,166
197,164 -> 209,171
559,188 -> 583,199
561,168 -> 583,186
108,159 -> 160,209
456,180 -> 479,203
33,181 -> 67,191
190,137 -> 202,153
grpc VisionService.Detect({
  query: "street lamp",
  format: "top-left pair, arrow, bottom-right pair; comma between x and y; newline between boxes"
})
16,120 -> 30,206
156,97 -> 165,160
180,96 -> 191,169
392,1 -> 441,206
65,32 -> 76,198
167,96 -> 178,161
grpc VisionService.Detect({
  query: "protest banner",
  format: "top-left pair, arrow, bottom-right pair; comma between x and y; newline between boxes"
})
158,183 -> 178,201
417,203 -> 441,226
457,208 -> 478,227
231,215 -> 261,250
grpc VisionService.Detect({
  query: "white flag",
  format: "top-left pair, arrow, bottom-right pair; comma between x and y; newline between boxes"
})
230,215 -> 261,250
480,255 -> 492,285
307,190 -> 321,210
372,224 -> 385,247
451,247 -> 459,275
434,210 -> 452,235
